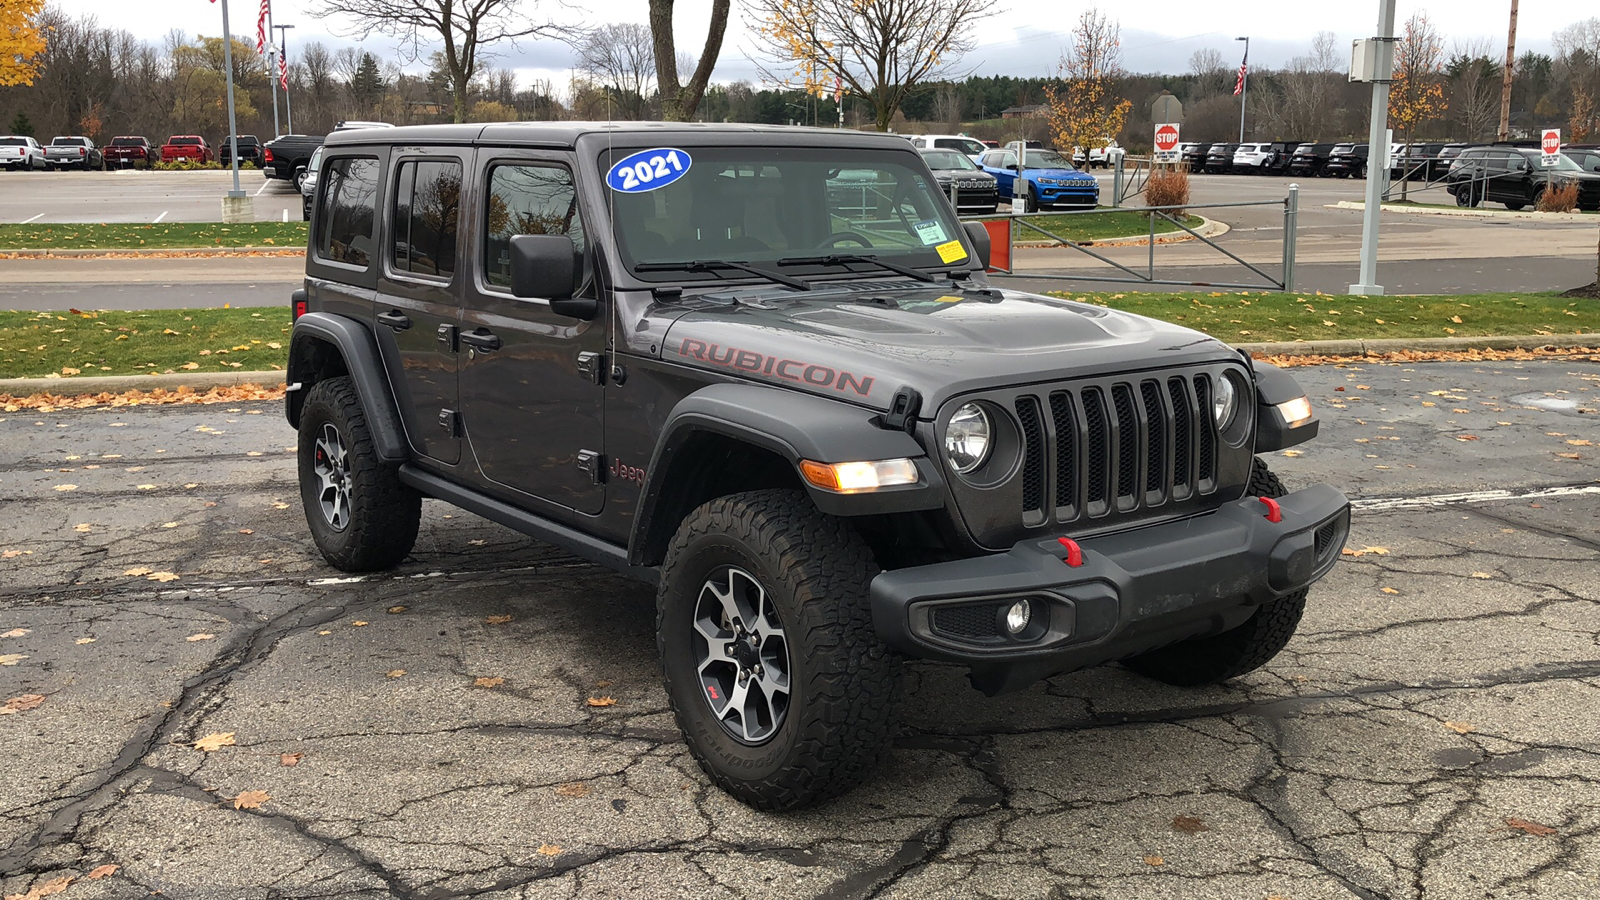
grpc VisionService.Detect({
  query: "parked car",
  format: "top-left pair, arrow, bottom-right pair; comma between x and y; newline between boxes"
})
978,147 -> 1099,211
1321,143 -> 1370,178
298,146 -> 323,221
1233,141 -> 1301,174
160,135 -> 213,164
43,136 -> 103,171
1563,147 -> 1600,174
1179,142 -> 1210,170
263,134 -> 326,190
1203,143 -> 1240,174
1086,141 -> 1124,169
918,147 -> 999,214
1391,142 -> 1445,181
0,135 -> 46,171
1285,142 -> 1335,177
905,134 -> 988,160
287,121 -> 1345,811
1446,146 -> 1600,211
218,135 -> 263,168
104,136 -> 158,168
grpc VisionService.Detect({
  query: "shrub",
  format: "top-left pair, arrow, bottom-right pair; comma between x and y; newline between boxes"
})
153,159 -> 224,171
1146,168 -> 1190,215
1536,181 -> 1579,213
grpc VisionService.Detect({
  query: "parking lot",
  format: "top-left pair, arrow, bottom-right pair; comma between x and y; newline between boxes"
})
3,358 -> 1598,899
0,169 -> 303,224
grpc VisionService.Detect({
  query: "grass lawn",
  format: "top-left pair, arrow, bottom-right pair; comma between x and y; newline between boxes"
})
998,210 -> 1204,243
1050,290 -> 1600,344
0,308 -> 290,380
0,222 -> 307,251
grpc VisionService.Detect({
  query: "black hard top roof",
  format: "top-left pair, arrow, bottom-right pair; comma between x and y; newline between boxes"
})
323,121 -> 914,151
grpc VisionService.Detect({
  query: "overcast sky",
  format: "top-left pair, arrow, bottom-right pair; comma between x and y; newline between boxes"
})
61,0 -> 1578,89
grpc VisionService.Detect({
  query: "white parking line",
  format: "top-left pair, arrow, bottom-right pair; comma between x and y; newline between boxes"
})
153,211 -> 168,223
254,179 -> 271,197
21,213 -> 44,224
281,209 -> 288,223
1352,485 -> 1600,513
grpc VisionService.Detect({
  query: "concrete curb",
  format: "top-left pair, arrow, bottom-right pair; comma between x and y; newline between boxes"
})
0,370 -> 285,396
0,248 -> 304,259
1328,200 -> 1597,222
1012,215 -> 1226,249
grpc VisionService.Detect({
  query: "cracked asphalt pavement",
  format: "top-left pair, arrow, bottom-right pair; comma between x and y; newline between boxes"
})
1,358 -> 1597,900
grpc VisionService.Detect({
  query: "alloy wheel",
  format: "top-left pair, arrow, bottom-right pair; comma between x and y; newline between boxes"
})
692,566 -> 792,744
312,423 -> 352,531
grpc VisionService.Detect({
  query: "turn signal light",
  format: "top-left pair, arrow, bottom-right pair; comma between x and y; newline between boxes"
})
1275,396 -> 1314,427
799,458 -> 919,493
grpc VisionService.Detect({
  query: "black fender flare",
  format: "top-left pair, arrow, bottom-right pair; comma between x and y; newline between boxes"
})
1250,361 -> 1319,452
285,311 -> 409,463
629,384 -> 945,567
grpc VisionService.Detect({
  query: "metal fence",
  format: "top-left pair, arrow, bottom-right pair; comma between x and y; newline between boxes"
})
960,187 -> 1301,293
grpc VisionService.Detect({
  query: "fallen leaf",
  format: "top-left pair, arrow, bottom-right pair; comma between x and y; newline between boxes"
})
136,484 -> 156,491
232,789 -> 270,810
316,630 -> 332,635
86,864 -> 119,880
1421,401 -> 1436,407
1356,384 -> 1370,390
537,844 -> 562,856
555,782 -> 591,798
0,654 -> 27,666
1443,721 -> 1475,734
351,620 -> 369,627
386,606 -> 408,614
485,614 -> 513,625
473,676 -> 505,688
1143,855 -> 1165,866
1505,817 -> 1557,837
237,529 -> 253,535
586,696 -> 617,707
4,693 -> 46,712
161,522 -> 179,529
595,680 -> 613,688
180,362 -> 200,370
280,752 -> 303,767
6,876 -> 74,899
185,633 -> 215,642
1567,439 -> 1593,446
73,523 -> 92,533
271,502 -> 290,510
1,628 -> 28,638
1171,815 -> 1209,834
1450,315 -> 1463,324
1358,546 -> 1390,556
1471,572 -> 1494,579
1455,435 -> 1480,442
122,567 -> 152,576
1281,449 -> 1303,457
1381,587 -> 1400,595
385,669 -> 406,678
1557,453 -> 1582,460
53,484 -> 77,492
193,732 -> 236,752
147,572 -> 180,583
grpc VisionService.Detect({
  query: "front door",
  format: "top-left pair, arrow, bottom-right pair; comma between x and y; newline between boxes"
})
458,154 -> 607,516
372,148 -> 468,464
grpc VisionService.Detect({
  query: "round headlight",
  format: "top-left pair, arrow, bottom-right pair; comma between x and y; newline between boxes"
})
944,403 -> 992,475
1212,375 -> 1239,429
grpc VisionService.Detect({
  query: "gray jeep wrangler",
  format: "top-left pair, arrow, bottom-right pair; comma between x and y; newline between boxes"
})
285,123 -> 1349,810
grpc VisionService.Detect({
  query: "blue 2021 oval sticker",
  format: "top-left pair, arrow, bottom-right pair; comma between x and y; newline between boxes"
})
606,148 -> 692,193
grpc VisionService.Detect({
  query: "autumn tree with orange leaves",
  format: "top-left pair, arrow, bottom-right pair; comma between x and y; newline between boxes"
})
1389,12 -> 1447,153
0,0 -> 48,87
1045,8 -> 1132,162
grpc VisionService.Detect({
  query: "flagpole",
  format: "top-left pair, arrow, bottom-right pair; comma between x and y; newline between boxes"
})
1236,36 -> 1250,143
265,0 -> 280,138
221,0 -> 242,198
275,24 -> 295,134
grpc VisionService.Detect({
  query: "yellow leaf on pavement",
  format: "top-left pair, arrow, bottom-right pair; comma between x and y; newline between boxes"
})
1,628 -> 28,638
1381,587 -> 1400,595
537,844 -> 562,856
1143,855 -> 1165,866
75,638 -> 95,645
555,782 -> 590,798
186,633 -> 215,642
486,615 -> 513,625
232,789 -> 270,810
4,694 -> 46,712
586,696 -> 617,707
1471,572 -> 1494,579
385,669 -> 406,678
473,677 -> 505,688
0,654 -> 28,666
53,484 -> 78,492
148,572 -> 180,582
193,732 -> 236,752
281,752 -> 304,767
1443,721 -> 1475,734
73,523 -> 92,533
123,567 -> 152,576
86,864 -> 119,880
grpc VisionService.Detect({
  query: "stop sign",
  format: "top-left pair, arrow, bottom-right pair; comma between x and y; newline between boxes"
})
1542,129 -> 1561,154
1155,124 -> 1180,153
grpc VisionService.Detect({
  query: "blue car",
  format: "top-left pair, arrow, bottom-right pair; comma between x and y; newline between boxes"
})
976,148 -> 1099,212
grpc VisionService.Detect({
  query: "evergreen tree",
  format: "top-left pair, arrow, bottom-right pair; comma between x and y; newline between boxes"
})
9,111 -> 33,136
350,53 -> 386,112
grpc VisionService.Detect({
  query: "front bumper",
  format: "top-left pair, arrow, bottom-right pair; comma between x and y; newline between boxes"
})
1035,184 -> 1098,206
870,484 -> 1349,694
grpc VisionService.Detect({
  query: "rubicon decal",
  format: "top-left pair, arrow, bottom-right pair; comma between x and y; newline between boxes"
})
677,340 -> 874,396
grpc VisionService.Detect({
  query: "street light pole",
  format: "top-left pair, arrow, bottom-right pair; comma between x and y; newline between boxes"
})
218,0 -> 249,223
1351,0 -> 1398,296
1236,36 -> 1250,143
274,24 -> 295,134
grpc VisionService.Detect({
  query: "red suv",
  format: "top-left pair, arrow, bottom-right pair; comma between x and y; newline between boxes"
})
160,135 -> 213,164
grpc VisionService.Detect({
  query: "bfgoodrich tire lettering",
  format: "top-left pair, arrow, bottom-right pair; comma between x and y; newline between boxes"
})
1120,459 -> 1307,687
656,490 -> 897,810
297,376 -> 421,571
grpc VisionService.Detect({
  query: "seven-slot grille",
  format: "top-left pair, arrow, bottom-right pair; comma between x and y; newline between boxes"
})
1014,373 -> 1222,528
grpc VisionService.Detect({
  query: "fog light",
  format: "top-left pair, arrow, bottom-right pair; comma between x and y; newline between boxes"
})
1004,600 -> 1031,635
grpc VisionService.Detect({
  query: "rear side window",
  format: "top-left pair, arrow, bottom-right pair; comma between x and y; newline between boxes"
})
316,157 -> 379,268
392,159 -> 462,280
483,164 -> 585,290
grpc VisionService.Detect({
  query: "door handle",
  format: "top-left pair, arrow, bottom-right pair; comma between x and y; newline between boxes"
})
460,329 -> 501,352
377,310 -> 412,331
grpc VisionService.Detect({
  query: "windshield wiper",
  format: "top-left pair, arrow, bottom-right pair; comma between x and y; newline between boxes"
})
775,254 -> 939,283
633,259 -> 812,291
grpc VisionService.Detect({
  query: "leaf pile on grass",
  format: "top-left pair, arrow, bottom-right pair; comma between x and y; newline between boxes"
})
1052,290 -> 1600,343
0,222 -> 308,251
0,383 -> 284,411
0,308 -> 291,379
1255,344 -> 1600,368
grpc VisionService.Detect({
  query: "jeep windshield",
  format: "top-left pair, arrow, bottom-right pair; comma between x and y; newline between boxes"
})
604,145 -> 968,285
1022,150 -> 1073,169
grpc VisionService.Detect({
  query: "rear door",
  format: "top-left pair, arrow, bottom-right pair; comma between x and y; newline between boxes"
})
457,151 -> 607,516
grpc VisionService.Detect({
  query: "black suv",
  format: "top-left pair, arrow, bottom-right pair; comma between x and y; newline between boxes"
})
1286,143 -> 1335,177
219,135 -> 263,168
1322,143 -> 1370,178
1180,142 -> 1210,171
285,123 -> 1348,810
917,146 -> 1000,214
1204,142 -> 1240,173
1393,142 -> 1446,181
1446,146 -> 1600,210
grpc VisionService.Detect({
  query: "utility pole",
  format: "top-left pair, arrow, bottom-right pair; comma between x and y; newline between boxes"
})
275,24 -> 295,134
1497,0 -> 1518,141
1236,37 -> 1250,143
1351,0 -> 1397,296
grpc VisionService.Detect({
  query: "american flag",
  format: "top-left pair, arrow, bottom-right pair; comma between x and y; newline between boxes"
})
1233,56 -> 1248,97
278,51 -> 288,90
256,0 -> 270,55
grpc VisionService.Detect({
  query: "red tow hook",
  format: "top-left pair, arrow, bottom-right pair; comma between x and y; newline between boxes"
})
1057,537 -> 1084,567
1258,496 -> 1283,523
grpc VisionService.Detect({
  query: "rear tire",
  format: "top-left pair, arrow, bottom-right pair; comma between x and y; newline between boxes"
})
297,376 -> 421,571
1121,459 -> 1307,687
657,489 -> 896,811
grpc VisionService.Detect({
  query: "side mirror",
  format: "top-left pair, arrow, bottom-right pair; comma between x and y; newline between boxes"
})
962,221 -> 991,270
509,234 -> 594,319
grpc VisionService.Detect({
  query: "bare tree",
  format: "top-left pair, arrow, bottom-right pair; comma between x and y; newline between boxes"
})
1188,47 -> 1225,95
748,0 -> 995,131
313,0 -> 561,123
649,0 -> 730,121
1555,18 -> 1600,141
1267,31 -> 1344,140
932,83 -> 962,131
575,23 -> 656,120
1447,40 -> 1501,142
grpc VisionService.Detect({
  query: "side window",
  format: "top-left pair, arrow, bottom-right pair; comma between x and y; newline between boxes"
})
484,163 -> 585,291
391,159 -> 462,279
316,157 -> 379,268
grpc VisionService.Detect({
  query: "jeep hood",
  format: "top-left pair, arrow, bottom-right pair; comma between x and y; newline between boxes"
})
656,284 -> 1239,415
1024,167 -> 1092,181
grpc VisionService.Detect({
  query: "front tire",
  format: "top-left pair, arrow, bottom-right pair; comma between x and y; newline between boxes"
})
297,376 -> 421,571
657,490 -> 896,811
1121,460 -> 1308,687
